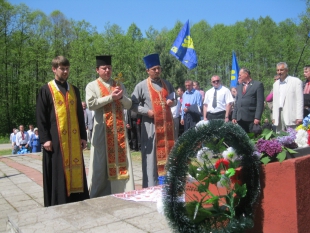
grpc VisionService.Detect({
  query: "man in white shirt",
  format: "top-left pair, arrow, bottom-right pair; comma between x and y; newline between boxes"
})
16,125 -> 30,150
170,94 -> 181,141
27,125 -> 34,152
272,62 -> 303,132
27,125 -> 34,137
203,75 -> 234,122
10,128 -> 16,144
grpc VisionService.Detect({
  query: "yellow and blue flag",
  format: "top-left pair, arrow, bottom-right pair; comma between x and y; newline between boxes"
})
170,20 -> 197,70
230,52 -> 239,87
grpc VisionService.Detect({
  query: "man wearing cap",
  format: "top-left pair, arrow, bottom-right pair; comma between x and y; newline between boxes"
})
36,56 -> 89,207
131,53 -> 175,188
86,55 -> 134,198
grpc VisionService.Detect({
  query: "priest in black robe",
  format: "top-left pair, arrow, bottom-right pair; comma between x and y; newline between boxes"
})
36,56 -> 89,207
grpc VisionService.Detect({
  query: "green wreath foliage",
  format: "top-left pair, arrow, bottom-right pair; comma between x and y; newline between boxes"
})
163,120 -> 261,233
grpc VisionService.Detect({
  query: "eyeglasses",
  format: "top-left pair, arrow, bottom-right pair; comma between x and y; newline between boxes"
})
212,80 -> 220,83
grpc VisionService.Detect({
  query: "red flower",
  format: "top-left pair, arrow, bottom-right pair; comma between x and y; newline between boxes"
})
230,168 -> 242,185
215,158 -> 230,170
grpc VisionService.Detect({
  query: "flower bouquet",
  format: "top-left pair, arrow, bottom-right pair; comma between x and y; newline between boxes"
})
296,113 -> 310,146
163,120 -> 260,233
186,140 -> 247,228
254,128 -> 297,165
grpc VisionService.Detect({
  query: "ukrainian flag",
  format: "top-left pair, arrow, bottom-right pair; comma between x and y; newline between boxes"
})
230,52 -> 239,87
170,20 -> 197,70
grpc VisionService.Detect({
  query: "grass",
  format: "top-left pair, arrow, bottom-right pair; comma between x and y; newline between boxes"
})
0,149 -> 12,156
0,136 -> 10,144
131,151 -> 142,162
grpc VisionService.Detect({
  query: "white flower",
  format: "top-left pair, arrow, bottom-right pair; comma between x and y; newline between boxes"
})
195,120 -> 209,129
295,129 -> 308,148
197,147 -> 214,163
222,147 -> 238,161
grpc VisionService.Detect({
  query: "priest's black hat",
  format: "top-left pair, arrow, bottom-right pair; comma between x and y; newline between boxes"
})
96,55 -> 112,67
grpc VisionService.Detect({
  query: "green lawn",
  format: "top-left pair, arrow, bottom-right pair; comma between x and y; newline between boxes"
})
131,151 -> 141,162
0,137 -> 10,144
0,149 -> 12,156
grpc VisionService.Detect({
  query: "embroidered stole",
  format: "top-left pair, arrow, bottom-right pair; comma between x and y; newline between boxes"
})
96,79 -> 129,180
48,80 -> 83,196
147,78 -> 175,176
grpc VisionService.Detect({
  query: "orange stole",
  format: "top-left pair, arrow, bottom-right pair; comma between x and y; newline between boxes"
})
96,79 -> 129,180
147,78 -> 175,176
48,81 -> 84,196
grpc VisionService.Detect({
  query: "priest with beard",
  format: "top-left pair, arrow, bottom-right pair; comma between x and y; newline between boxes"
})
36,56 -> 89,207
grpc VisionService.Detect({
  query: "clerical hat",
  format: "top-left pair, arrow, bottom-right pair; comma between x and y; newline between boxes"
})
143,53 -> 160,69
96,55 -> 112,67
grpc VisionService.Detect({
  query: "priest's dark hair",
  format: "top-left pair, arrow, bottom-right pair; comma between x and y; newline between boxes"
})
52,56 -> 70,68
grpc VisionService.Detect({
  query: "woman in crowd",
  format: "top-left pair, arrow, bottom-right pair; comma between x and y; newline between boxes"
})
30,128 -> 41,153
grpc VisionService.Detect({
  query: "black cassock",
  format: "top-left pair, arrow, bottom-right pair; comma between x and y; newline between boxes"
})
36,80 -> 89,207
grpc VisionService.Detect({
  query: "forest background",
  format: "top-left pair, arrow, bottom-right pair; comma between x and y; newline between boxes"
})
1,0 -> 310,137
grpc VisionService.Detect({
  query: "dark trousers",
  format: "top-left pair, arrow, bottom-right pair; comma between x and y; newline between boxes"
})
129,119 -> 141,151
237,120 -> 254,133
207,110 -> 226,120
184,112 -> 200,132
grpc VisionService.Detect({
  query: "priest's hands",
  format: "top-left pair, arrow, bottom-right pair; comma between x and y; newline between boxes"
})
81,139 -> 87,150
166,99 -> 174,107
147,110 -> 154,118
112,86 -> 123,100
43,141 -> 53,151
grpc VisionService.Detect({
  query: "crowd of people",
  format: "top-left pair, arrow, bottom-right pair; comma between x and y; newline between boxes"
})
10,124 -> 41,154
12,54 -> 307,208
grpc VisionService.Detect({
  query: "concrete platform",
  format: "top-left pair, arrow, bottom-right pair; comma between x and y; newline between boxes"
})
0,151 -> 167,233
7,196 -> 170,232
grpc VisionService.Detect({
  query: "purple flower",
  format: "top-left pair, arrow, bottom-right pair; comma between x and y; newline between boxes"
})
277,127 -> 297,147
256,139 -> 282,157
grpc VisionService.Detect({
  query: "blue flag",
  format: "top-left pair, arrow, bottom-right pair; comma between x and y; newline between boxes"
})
170,20 -> 197,70
230,52 -> 239,87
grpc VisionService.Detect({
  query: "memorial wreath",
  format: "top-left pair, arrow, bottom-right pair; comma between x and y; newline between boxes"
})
163,120 -> 261,233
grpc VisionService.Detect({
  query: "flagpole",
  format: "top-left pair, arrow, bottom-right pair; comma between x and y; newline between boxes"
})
293,32 -> 310,76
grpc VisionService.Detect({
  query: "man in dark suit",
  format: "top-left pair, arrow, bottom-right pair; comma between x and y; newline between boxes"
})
232,68 -> 264,133
82,101 -> 94,147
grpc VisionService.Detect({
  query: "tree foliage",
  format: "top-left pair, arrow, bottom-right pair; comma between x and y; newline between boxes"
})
1,0 -> 310,136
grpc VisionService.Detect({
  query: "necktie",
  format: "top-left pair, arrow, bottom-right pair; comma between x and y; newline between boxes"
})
243,83 -> 248,94
304,83 -> 310,94
212,89 -> 217,108
21,132 -> 24,140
